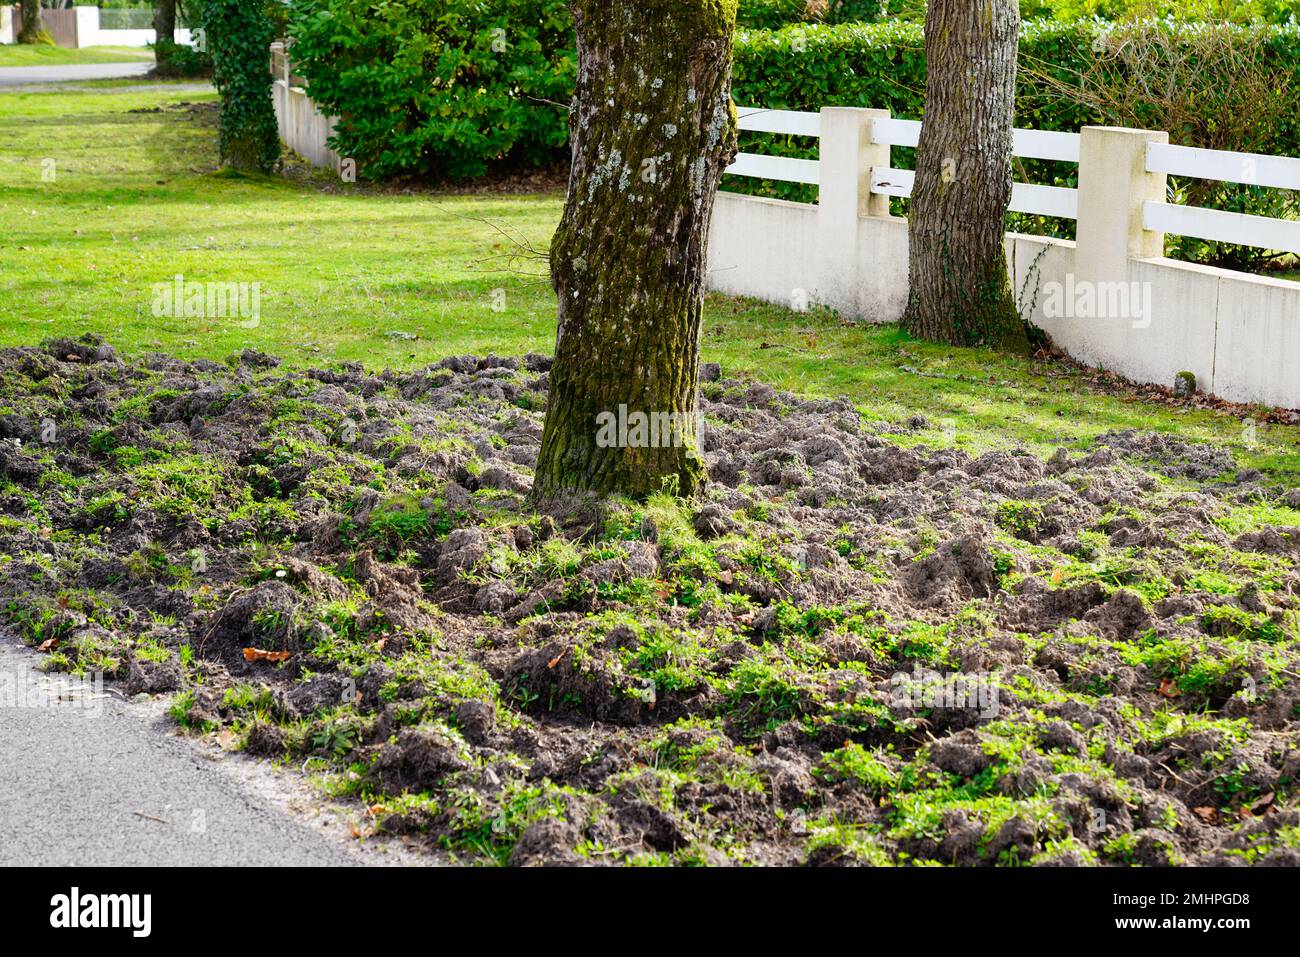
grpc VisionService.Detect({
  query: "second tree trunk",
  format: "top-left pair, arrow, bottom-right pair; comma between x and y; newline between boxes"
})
155,1 -> 177,46
903,0 -> 1026,350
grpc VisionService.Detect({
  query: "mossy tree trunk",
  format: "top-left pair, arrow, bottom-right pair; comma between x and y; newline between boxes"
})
17,0 -> 42,44
204,0 -> 280,174
533,0 -> 739,502
902,0 -> 1027,350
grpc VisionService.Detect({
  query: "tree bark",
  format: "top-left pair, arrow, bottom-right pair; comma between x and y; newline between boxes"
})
902,0 -> 1027,350
532,0 -> 738,501
17,0 -> 42,44
155,0 -> 177,45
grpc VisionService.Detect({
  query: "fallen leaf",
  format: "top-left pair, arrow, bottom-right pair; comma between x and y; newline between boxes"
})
243,647 -> 291,663
1250,792 -> 1275,814
1192,806 -> 1219,825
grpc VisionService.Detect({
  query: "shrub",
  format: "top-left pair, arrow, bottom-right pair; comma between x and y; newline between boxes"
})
286,0 -> 576,181
205,0 -> 280,173
151,38 -> 214,78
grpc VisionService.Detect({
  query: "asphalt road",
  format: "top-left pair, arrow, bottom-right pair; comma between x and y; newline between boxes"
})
0,638 -> 384,866
0,61 -> 153,87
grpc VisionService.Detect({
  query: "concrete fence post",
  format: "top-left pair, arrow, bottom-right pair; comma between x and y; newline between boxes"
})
818,107 -> 892,244
73,6 -> 99,49
1075,126 -> 1169,282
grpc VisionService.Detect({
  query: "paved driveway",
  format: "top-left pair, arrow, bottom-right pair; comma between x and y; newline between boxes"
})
0,638 -> 391,866
0,61 -> 153,87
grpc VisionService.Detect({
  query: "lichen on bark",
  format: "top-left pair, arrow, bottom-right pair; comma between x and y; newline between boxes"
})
532,0 -> 739,503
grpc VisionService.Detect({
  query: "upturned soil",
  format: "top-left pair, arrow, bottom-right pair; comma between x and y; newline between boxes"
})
2,334 -> 1298,866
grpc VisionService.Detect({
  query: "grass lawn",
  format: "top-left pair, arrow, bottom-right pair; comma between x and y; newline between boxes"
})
0,44 -> 154,67
1,81 -> 1298,484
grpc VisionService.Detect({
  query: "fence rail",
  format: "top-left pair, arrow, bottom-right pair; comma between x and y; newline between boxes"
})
727,152 -> 820,185
1144,202 -> 1300,255
736,107 -> 821,137
726,104 -> 1300,255
1146,142 -> 1300,191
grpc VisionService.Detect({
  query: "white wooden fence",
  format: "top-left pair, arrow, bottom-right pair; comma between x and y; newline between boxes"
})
712,105 -> 1300,409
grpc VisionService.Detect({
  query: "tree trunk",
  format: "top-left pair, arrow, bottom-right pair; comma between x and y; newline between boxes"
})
155,0 -> 177,45
902,0 -> 1026,350
17,0 -> 42,44
532,0 -> 738,501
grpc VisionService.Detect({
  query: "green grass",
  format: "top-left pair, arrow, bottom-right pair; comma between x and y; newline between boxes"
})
0,45 -> 154,67
1,81 -> 1298,484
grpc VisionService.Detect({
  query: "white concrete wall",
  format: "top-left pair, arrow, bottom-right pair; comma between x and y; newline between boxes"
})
74,5 -> 96,44
86,27 -> 194,47
708,112 -> 1300,411
711,189 -> 1300,409
708,192 -> 911,322
66,7 -> 195,47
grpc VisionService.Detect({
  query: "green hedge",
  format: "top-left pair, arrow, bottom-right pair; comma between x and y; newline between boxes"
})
1020,0 -> 1300,21
731,18 -> 1300,150
740,0 -> 1300,26
286,0 -> 575,180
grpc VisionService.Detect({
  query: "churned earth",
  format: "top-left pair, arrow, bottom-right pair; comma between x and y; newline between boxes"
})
2,334 -> 1298,866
